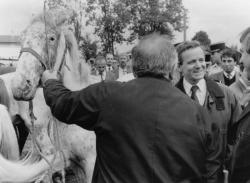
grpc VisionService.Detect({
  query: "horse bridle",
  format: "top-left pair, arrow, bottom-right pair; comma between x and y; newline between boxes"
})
18,47 -> 48,70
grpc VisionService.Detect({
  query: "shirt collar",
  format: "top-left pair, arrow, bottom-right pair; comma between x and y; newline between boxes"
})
183,78 -> 206,95
223,70 -> 236,79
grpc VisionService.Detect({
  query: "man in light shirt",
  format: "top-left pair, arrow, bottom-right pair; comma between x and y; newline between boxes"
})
175,41 -> 241,178
95,55 -> 116,81
209,48 -> 240,86
105,53 -> 114,71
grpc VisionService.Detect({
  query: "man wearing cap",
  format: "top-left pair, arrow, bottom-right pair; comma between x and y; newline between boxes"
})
209,48 -> 240,86
207,43 -> 225,75
175,41 -> 241,177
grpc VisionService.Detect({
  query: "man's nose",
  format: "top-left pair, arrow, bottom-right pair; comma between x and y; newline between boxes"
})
194,60 -> 202,67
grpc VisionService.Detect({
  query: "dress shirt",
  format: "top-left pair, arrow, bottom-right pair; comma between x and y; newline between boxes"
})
224,70 -> 236,79
183,78 -> 207,106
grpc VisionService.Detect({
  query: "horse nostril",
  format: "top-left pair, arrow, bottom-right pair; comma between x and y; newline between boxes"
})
26,80 -> 31,86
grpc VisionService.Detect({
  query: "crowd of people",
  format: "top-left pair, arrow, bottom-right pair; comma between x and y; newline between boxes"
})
86,53 -> 133,81
14,26 -> 250,183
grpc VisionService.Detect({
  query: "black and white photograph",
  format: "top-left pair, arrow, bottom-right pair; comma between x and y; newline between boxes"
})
0,0 -> 250,182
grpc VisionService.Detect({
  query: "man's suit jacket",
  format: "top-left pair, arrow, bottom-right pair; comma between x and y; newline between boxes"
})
44,76 -> 223,183
176,77 -> 241,169
105,70 -> 117,81
229,78 -> 247,104
209,71 -> 240,86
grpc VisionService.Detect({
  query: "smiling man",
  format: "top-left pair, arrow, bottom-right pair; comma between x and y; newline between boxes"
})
175,41 -> 241,178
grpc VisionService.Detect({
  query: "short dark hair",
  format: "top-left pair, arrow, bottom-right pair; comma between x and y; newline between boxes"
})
131,33 -> 177,77
221,48 -> 237,62
175,41 -> 201,66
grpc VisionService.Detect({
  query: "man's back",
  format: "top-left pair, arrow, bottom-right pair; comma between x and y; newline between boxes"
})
90,77 -> 222,183
44,77 -> 222,183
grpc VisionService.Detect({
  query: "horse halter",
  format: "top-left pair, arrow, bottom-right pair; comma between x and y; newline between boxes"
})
18,47 -> 48,70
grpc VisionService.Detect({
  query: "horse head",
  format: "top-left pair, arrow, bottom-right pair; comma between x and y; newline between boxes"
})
11,8 -> 77,101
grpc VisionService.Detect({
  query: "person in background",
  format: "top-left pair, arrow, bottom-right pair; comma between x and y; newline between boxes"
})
52,172 -> 63,183
175,41 -> 241,180
104,53 -> 117,81
118,54 -> 132,77
207,43 -> 225,75
105,53 -> 114,71
42,33 -> 222,183
95,55 -> 117,81
87,58 -> 96,75
230,27 -> 250,183
209,48 -> 240,86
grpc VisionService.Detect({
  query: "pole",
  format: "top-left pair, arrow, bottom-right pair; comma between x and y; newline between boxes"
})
183,8 -> 187,41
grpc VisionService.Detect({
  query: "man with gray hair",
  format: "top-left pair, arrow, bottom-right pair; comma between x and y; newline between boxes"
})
41,33 -> 222,183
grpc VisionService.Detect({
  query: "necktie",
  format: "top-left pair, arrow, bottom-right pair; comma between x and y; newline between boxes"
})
191,85 -> 199,104
227,73 -> 231,79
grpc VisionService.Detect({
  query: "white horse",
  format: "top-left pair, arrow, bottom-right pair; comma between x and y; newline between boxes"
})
0,104 -> 61,183
11,8 -> 96,183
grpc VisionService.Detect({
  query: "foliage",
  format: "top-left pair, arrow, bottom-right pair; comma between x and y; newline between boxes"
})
115,0 -> 185,42
79,34 -> 98,60
86,0 -> 185,53
86,0 -> 128,54
192,30 -> 211,49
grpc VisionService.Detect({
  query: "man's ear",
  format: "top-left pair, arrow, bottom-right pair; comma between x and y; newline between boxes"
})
169,63 -> 180,85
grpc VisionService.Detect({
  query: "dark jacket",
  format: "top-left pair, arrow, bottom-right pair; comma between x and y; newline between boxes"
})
209,71 -> 240,86
230,103 -> 250,183
44,76 -> 223,183
176,77 -> 241,169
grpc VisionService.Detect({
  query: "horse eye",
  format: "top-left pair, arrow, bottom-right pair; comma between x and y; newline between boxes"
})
50,37 -> 55,41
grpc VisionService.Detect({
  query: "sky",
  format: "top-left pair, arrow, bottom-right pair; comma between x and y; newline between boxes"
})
175,0 -> 250,47
1,0 -> 250,51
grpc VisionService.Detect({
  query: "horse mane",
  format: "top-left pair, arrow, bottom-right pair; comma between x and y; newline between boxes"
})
0,104 -> 19,160
63,30 -> 91,86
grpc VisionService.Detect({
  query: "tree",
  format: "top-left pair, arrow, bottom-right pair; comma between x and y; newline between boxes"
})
192,31 -> 211,49
116,0 -> 186,42
86,0 -> 128,54
86,0 -> 185,53
79,34 -> 98,60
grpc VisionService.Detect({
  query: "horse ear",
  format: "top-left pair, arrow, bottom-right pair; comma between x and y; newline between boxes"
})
54,31 -> 67,71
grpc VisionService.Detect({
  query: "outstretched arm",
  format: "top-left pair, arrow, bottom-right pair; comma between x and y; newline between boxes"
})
42,70 -> 102,129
